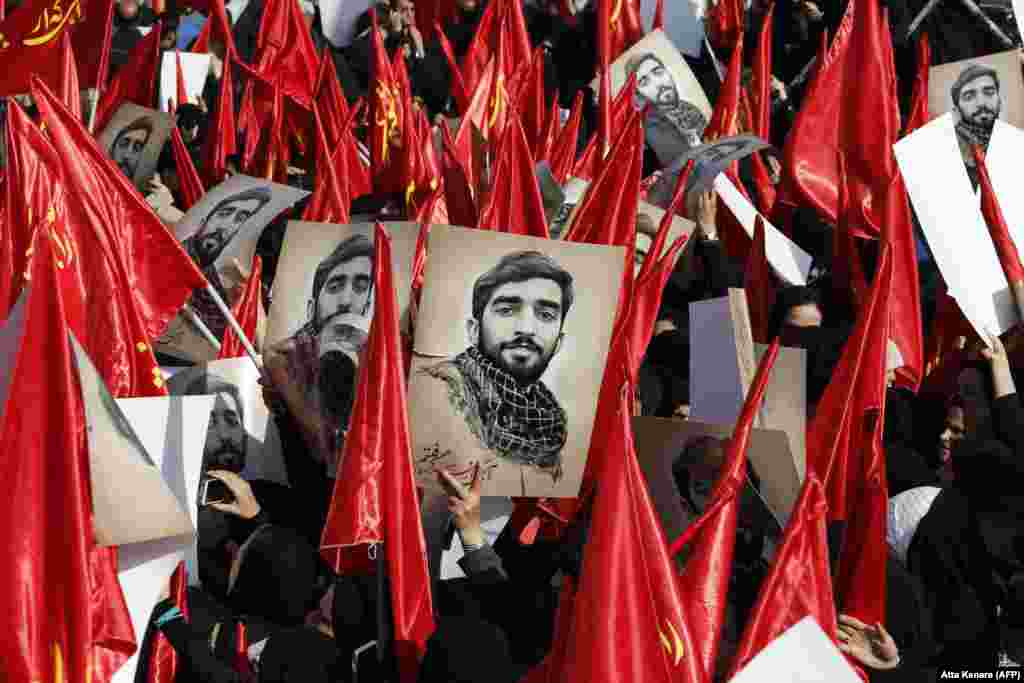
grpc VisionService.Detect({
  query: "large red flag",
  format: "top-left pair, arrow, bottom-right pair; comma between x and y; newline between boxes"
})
974,146 -> 1024,285
461,0 -> 531,98
57,30 -> 81,120
170,127 -> 205,211
670,339 -> 782,682
218,256 -> 263,360
321,224 -> 435,682
0,0 -> 113,95
596,0 -> 643,64
806,245 -> 892,627
32,76 -> 208,396
746,215 -> 776,344
779,0 -> 901,239
252,0 -> 319,107
0,234 -> 135,683
478,109 -> 549,238
725,475 -> 838,678
93,23 -> 162,133
522,382 -> 697,683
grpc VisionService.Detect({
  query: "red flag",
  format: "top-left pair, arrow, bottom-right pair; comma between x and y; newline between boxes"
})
192,0 -> 238,58
572,74 -> 637,182
0,0 -> 114,95
145,562 -> 190,683
750,4 -> 774,140
746,215 -> 776,344
670,339 -> 782,682
549,91 -> 584,183
440,122 -> 479,228
200,51 -> 237,186
537,95 -> 561,164
563,107 -> 644,248
315,51 -> 350,146
880,171 -> 923,391
0,234 -> 135,683
174,50 -> 188,111
596,0 -> 644,64
705,0 -> 744,53
478,110 -> 549,238
58,31 -> 81,121
511,47 -> 549,157
93,21 -> 162,132
705,33 -> 745,142
652,0 -> 665,30
523,383 -> 696,683
806,245 -> 893,627
725,475 -> 838,678
779,0 -> 901,239
219,256 -> 263,360
416,0 -> 458,43
904,34 -> 931,136
302,105 -> 351,224
170,127 -> 205,211
368,11 -> 404,195
252,0 -> 319,107
974,146 -> 1024,285
32,76 -> 208,396
234,621 -> 255,682
435,22 -> 469,114
460,0 -> 501,97
321,224 -> 435,681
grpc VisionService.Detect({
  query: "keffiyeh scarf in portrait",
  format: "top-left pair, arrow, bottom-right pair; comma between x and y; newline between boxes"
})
454,346 -> 567,477
956,116 -> 995,149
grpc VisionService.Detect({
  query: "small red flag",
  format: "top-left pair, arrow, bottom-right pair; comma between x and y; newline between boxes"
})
93,23 -> 162,133
315,51 -> 351,146
511,47 -> 549,157
746,215 -> 776,344
252,0 -> 319,107
704,33 -> 745,142
904,34 -> 931,136
0,235 -> 135,683
145,562 -> 190,683
302,105 -> 352,224
572,74 -> 637,182
321,224 -> 435,681
549,91 -> 584,184
368,11 -> 404,195
974,146 -> 1024,285
750,3 -> 775,140
440,122 -> 479,227
170,126 -> 205,211
234,621 -> 255,682
436,22 -> 470,115
0,0 -> 114,95
200,51 -> 237,186
219,256 -> 263,360
175,50 -> 189,111
705,0 -> 744,53
192,0 -> 239,58
478,109 -> 549,238
726,475 -> 838,678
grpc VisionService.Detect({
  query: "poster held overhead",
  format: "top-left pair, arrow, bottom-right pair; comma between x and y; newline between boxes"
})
160,51 -> 212,112
730,616 -> 862,683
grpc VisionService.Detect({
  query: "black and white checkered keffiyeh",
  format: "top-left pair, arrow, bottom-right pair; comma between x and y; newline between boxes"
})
454,346 -> 567,474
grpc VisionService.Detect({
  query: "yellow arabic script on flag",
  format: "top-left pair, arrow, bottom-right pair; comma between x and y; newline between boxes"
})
0,0 -> 82,50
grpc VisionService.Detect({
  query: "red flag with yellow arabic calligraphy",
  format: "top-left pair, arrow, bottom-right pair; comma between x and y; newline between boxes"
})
0,0 -> 113,95
31,75 -> 208,397
369,10 -> 403,196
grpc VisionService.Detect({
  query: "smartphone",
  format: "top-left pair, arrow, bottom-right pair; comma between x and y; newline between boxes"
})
200,478 -> 235,506
352,640 -> 381,683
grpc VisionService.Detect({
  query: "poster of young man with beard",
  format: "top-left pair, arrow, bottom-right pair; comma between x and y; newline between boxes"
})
928,49 -> 1024,166
264,221 -> 420,474
596,29 -> 713,167
97,102 -> 174,190
407,226 -> 625,498
164,357 -> 289,486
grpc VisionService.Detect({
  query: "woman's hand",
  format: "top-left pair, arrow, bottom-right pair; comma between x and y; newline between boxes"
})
436,464 -> 484,548
206,470 -> 262,520
837,615 -> 900,671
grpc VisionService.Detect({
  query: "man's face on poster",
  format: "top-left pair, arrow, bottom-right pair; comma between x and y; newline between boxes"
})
635,56 -> 679,110
205,390 -> 246,473
195,197 -> 264,267
956,74 -> 1001,129
315,255 -> 373,359
471,278 -> 565,385
111,125 -> 150,178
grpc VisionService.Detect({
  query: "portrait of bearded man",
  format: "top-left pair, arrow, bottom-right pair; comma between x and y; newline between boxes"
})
951,64 -> 1003,156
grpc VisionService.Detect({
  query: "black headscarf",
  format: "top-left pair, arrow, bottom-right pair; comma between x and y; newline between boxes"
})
259,628 -> 341,682
417,617 -> 517,683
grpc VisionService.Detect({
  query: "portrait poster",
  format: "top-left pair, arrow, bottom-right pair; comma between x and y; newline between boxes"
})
656,135 -> 775,203
632,417 -> 786,560
894,113 -> 1019,338
159,51 -> 211,112
162,175 -> 308,358
927,49 -> 1024,161
96,102 -> 174,191
596,29 -> 712,164
730,616 -> 863,683
165,356 -> 289,486
264,221 -> 420,472
408,225 -> 626,498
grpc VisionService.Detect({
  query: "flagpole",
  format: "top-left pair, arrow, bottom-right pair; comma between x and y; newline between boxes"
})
182,304 -> 223,352
87,88 -> 100,133
203,283 -> 261,369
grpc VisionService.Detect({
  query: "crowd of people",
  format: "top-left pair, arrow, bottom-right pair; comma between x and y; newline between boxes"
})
2,0 -> 1024,679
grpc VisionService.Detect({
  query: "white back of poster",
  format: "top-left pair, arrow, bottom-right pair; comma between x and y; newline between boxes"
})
159,51 -> 211,112
730,616 -> 862,683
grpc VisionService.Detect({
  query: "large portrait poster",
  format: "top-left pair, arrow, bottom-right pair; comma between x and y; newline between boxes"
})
407,225 -> 625,498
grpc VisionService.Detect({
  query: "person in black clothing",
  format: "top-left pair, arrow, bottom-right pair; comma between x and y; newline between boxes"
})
908,332 -> 1024,670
